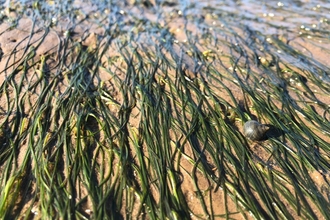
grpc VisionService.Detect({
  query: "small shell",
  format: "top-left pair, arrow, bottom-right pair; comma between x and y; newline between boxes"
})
243,120 -> 269,141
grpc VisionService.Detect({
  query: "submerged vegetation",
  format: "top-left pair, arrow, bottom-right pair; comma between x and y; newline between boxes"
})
0,0 -> 330,219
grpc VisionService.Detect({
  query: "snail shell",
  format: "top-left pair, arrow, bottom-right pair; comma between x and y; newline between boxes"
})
243,120 -> 269,141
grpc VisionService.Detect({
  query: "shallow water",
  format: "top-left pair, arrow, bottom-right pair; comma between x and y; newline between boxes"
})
0,0 -> 330,219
